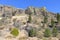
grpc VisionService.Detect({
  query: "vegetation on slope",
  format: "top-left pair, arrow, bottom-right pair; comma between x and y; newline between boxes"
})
44,28 -> 51,37
52,27 -> 58,37
10,28 -> 19,36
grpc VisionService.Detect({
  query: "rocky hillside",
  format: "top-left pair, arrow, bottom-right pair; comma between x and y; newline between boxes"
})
0,5 -> 60,40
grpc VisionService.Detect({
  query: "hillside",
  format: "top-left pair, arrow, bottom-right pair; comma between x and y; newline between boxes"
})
0,5 -> 60,40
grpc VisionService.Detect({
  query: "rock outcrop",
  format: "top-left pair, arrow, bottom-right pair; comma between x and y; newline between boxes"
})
0,5 -> 60,40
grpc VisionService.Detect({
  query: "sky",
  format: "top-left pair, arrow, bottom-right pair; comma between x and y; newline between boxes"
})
0,0 -> 60,13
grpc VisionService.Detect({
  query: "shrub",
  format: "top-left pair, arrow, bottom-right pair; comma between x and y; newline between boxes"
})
44,16 -> 48,23
43,16 -> 48,28
29,28 -> 37,37
28,14 -> 32,23
57,13 -> 60,22
10,28 -> 19,36
52,27 -> 58,37
44,28 -> 51,37
51,19 -> 55,27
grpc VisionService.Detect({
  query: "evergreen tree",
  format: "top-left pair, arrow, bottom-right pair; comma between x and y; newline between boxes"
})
43,15 -> 48,28
29,28 -> 37,37
44,16 -> 48,23
52,27 -> 58,37
44,28 -> 51,37
57,13 -> 60,23
51,19 -> 55,27
28,13 -> 32,23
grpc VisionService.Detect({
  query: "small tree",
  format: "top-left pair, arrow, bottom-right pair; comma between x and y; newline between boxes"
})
29,28 -> 37,37
52,27 -> 58,37
44,16 -> 48,23
56,13 -> 60,23
51,19 -> 55,27
28,13 -> 32,23
44,28 -> 51,37
43,16 -> 48,28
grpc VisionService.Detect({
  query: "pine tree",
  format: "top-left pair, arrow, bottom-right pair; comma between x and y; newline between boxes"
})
52,27 -> 58,37
51,19 -> 55,27
29,28 -> 37,37
43,15 -> 48,28
44,28 -> 51,37
57,13 -> 60,23
44,16 -> 48,23
28,13 -> 32,23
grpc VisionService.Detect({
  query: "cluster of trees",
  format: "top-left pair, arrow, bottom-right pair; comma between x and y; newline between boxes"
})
44,27 -> 58,37
28,27 -> 58,37
44,13 -> 60,37
27,12 -> 59,37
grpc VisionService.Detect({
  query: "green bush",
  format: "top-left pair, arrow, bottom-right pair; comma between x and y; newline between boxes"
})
43,16 -> 48,28
10,28 -> 19,36
51,19 -> 55,27
52,27 -> 58,37
57,13 -> 60,22
44,16 -> 48,23
28,14 -> 32,23
29,28 -> 37,37
44,28 -> 51,37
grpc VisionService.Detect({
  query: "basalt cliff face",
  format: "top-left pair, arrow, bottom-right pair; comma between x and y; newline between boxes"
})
0,5 -> 60,40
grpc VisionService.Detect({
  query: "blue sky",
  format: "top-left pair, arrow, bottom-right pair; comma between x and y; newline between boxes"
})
0,0 -> 60,13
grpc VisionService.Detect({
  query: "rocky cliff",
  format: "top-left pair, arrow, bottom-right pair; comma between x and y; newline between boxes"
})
0,5 -> 60,40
